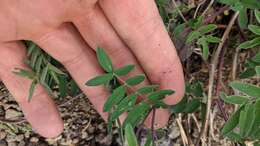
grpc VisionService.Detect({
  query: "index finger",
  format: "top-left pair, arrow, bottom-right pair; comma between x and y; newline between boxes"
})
99,0 -> 185,104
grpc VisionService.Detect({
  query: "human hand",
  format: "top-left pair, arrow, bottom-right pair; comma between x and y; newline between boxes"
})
0,0 -> 185,138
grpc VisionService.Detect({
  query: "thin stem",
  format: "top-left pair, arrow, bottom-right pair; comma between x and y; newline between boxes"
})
117,118 -> 125,145
202,0 -> 215,17
196,12 -> 239,146
151,108 -> 156,146
194,0 -> 206,18
172,0 -> 188,23
215,44 -> 228,121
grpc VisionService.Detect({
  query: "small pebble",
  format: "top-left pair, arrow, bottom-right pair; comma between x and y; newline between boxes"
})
0,131 -> 6,140
17,141 -> 25,146
7,142 -> 17,146
30,137 -> 39,143
5,109 -> 22,120
15,135 -> 24,142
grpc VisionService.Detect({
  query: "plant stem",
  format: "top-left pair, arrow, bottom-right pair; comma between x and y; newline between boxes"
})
117,118 -> 125,145
172,0 -> 188,23
215,44 -> 228,121
151,108 -> 156,146
195,12 -> 239,146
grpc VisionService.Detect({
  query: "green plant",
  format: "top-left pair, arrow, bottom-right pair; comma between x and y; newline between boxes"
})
186,17 -> 221,60
218,0 -> 260,28
239,52 -> 260,78
14,41 -> 79,101
85,48 -> 175,145
171,81 -> 205,115
220,81 -> 260,145
239,10 -> 260,49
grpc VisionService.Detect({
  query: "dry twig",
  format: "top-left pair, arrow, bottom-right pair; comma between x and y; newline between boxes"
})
196,12 -> 239,146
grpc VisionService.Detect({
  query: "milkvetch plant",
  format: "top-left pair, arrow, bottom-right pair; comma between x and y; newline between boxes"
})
85,47 -> 175,144
14,41 -> 79,101
220,81 -> 260,145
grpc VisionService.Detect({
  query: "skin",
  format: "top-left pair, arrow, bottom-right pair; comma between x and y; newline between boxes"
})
0,0 -> 185,138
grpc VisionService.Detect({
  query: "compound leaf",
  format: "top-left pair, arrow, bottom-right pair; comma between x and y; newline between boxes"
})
85,73 -> 113,86
97,47 -> 113,72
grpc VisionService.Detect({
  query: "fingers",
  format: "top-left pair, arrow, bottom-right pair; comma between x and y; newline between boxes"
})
0,41 -> 63,138
73,5 -> 167,127
72,5 -> 148,85
99,0 -> 185,104
33,23 -> 111,120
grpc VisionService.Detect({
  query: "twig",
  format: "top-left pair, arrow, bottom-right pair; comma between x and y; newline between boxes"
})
0,117 -> 26,124
202,0 -> 215,17
209,108 -> 217,141
172,0 -> 188,23
59,93 -> 85,107
193,0 -> 206,18
191,114 -> 201,132
176,114 -> 189,146
195,12 -> 239,146
215,43 -> 228,121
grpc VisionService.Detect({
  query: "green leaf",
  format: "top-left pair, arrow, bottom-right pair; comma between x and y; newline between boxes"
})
144,132 -> 152,146
229,81 -> 260,98
248,25 -> 260,35
123,102 -> 150,128
170,96 -> 188,114
49,71 -> 59,84
40,66 -> 48,84
13,69 -> 35,79
58,76 -> 68,97
255,10 -> 260,24
191,16 -> 204,30
241,0 -> 260,9
96,47 -> 113,72
85,73 -> 113,86
125,74 -> 145,86
114,65 -> 135,76
70,80 -> 79,96
110,94 -> 137,121
239,68 -> 256,79
220,92 -> 249,104
239,37 -> 260,49
125,124 -> 138,146
35,55 -> 43,75
249,99 -> 260,139
202,39 -> 209,60
253,52 -> 260,62
186,31 -> 201,43
183,99 -> 200,113
198,37 -> 209,60
239,103 -> 256,138
28,79 -> 38,102
199,24 -> 218,34
174,23 -> 185,37
137,85 -> 159,94
218,0 -> 236,5
48,64 -> 66,75
205,36 -> 221,43
186,82 -> 204,97
238,8 -> 248,29
27,42 -> 37,57
103,86 -> 126,112
147,90 -> 175,103
256,66 -> 260,76
30,48 -> 41,68
221,105 -> 244,135
226,132 -> 242,142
